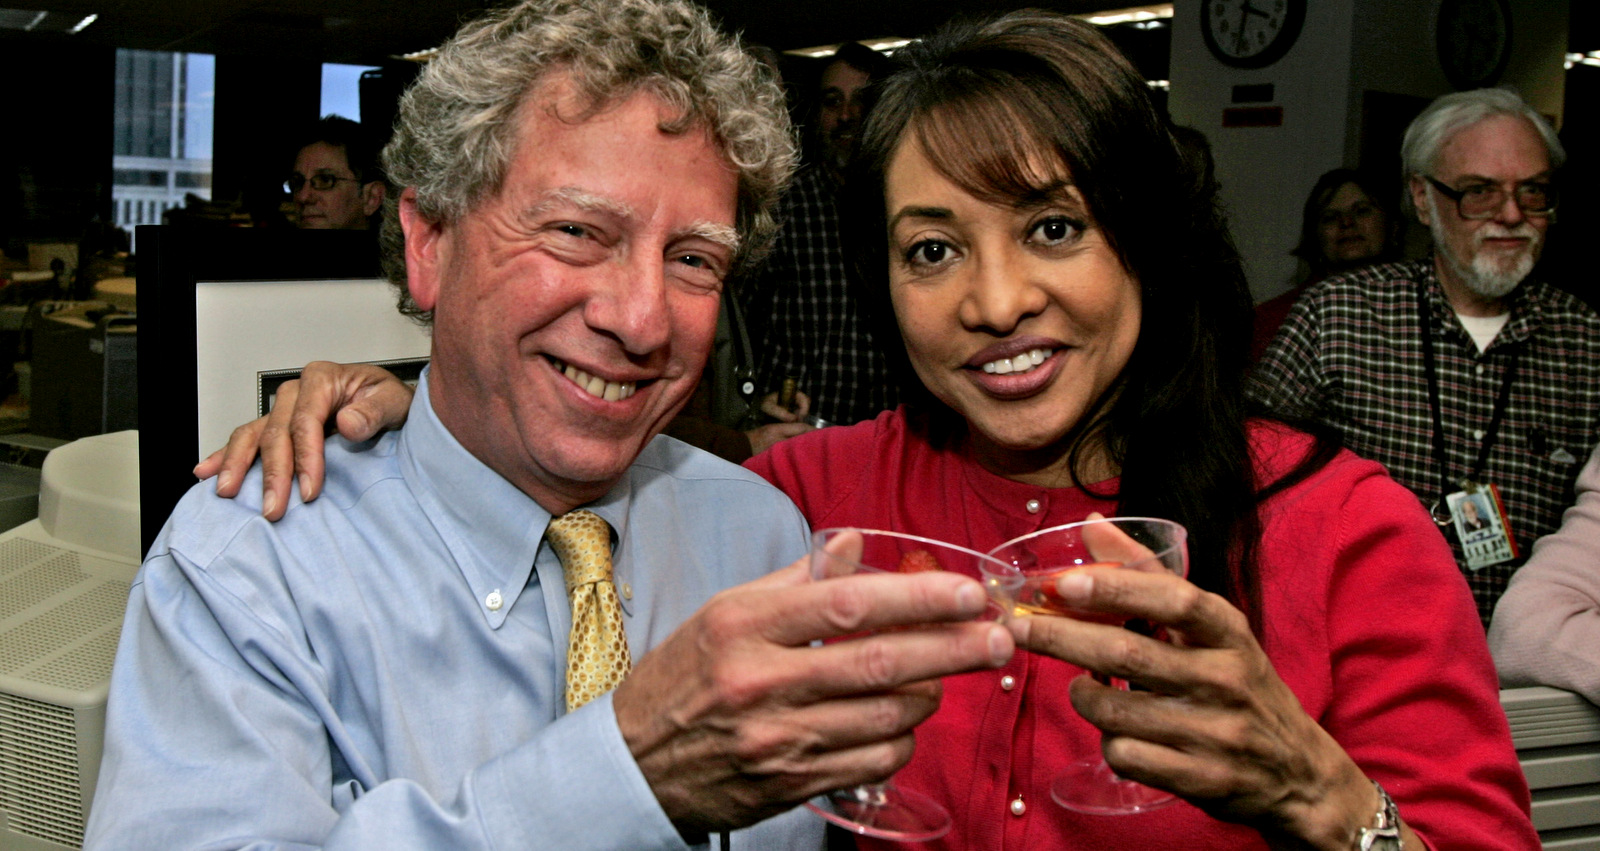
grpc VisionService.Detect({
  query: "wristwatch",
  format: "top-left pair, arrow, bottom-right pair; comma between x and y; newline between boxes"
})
1357,780 -> 1403,850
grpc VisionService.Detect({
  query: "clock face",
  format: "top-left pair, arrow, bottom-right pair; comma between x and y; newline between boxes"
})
1202,0 -> 1307,70
1437,0 -> 1511,89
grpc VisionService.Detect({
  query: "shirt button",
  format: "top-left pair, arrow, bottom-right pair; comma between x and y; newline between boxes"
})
1473,429 -> 1485,440
620,582 -> 633,600
1025,498 -> 1041,514
1475,364 -> 1485,376
1010,795 -> 1026,816
1000,675 -> 1016,691
485,590 -> 503,611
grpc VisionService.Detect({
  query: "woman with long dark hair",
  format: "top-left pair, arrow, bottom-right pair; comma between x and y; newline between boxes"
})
744,13 -> 1530,849
209,11 -> 1534,850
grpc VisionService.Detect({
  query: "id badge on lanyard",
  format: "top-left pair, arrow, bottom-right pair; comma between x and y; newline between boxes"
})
1417,281 -> 1520,570
1441,482 -> 1518,570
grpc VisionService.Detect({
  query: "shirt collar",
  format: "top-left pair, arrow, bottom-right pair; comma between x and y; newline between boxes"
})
1421,259 -> 1541,351
398,369 -> 550,628
397,369 -> 640,627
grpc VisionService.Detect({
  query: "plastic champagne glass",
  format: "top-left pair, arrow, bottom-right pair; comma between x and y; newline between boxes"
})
984,516 -> 1189,815
807,527 -> 1023,841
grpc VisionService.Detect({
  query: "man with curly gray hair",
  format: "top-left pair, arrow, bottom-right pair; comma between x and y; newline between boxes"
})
377,0 -> 795,324
84,1 -> 1015,848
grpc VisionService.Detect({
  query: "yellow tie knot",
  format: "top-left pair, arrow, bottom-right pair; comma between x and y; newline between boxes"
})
545,509 -> 631,711
546,509 -> 613,588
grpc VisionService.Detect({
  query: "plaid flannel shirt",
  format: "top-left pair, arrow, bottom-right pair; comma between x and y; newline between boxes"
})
1248,260 -> 1600,627
739,166 -> 898,425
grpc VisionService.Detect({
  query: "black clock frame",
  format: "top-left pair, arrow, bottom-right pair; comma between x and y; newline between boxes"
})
1201,0 -> 1309,70
1436,0 -> 1513,90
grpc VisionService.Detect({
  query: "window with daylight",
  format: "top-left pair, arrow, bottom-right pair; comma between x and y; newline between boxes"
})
112,50 -> 215,241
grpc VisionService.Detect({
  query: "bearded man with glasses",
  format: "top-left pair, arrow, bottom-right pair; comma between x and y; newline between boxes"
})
1249,87 -> 1600,629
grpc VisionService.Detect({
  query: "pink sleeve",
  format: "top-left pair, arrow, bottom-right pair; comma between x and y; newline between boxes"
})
1489,443 -> 1600,703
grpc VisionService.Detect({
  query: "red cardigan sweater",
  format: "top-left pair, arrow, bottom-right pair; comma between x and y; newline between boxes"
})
747,409 -> 1536,851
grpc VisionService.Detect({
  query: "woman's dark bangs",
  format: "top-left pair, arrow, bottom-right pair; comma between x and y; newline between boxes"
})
910,75 -> 1069,208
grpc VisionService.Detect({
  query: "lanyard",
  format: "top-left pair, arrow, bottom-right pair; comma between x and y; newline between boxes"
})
1417,280 -> 1519,525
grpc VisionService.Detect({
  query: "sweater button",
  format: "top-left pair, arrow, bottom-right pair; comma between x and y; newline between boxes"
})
1000,675 -> 1016,691
1010,795 -> 1026,816
1026,498 -> 1041,514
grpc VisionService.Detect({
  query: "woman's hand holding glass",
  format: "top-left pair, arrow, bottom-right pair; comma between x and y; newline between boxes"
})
999,517 -> 1394,846
984,516 -> 1188,814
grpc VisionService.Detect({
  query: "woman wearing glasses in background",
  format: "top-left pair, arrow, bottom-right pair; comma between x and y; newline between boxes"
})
1252,168 -> 1402,361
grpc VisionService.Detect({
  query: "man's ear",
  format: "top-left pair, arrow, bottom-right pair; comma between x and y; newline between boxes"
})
400,187 -> 447,312
362,181 -> 386,217
1409,176 -> 1432,227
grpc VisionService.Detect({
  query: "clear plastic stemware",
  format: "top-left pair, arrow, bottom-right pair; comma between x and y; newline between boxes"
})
807,527 -> 1022,841
983,516 -> 1189,815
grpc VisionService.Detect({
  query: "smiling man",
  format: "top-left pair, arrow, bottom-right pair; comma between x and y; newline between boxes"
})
82,2 -> 1014,848
1250,88 -> 1600,627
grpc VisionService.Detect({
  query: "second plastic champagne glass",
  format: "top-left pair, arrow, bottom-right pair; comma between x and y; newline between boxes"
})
984,516 -> 1189,815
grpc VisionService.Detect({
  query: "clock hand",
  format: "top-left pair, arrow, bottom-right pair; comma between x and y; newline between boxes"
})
1234,1 -> 1273,53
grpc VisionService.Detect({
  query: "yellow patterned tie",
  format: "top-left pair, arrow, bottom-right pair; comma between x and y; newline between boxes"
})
545,510 -> 631,712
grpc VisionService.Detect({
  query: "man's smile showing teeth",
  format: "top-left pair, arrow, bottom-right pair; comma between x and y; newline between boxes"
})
980,348 -> 1053,375
548,357 -> 638,401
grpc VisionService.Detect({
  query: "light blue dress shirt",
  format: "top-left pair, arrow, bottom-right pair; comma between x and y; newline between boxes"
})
84,370 -> 819,850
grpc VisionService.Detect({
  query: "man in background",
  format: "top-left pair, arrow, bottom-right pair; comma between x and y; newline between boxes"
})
741,42 -> 898,427
287,115 -> 386,230
1250,88 -> 1600,627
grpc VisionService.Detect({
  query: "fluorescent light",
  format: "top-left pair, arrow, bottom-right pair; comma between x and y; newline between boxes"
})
0,7 -> 100,34
784,38 -> 908,58
782,5 -> 1174,61
1078,4 -> 1173,27
1566,51 -> 1600,70
1146,79 -> 1170,90
863,37 -> 912,53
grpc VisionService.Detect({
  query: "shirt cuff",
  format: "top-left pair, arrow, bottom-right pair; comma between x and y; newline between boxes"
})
474,692 -> 689,849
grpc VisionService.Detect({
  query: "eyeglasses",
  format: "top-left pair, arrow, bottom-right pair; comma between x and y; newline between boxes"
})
283,173 -> 361,194
1424,175 -> 1557,219
1318,201 -> 1380,227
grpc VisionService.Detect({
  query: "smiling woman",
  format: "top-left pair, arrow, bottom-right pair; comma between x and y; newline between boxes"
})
750,10 -> 1535,850
884,139 -> 1141,486
845,11 -> 1261,609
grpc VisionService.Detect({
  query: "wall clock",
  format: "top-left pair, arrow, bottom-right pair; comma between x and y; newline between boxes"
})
1437,0 -> 1512,90
1201,0 -> 1308,70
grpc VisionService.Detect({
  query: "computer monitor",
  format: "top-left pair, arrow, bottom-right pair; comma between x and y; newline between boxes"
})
136,226 -> 430,556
